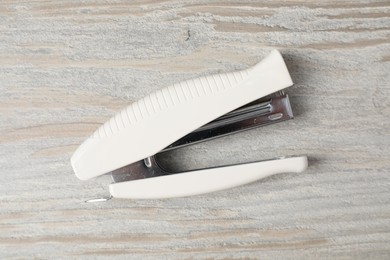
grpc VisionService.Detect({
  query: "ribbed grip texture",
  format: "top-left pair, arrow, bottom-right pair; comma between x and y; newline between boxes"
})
92,70 -> 249,139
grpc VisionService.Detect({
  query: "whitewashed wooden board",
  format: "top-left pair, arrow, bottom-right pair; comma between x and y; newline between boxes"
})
1,0 -> 389,258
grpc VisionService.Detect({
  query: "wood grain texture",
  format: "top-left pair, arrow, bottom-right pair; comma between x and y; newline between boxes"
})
1,0 -> 389,258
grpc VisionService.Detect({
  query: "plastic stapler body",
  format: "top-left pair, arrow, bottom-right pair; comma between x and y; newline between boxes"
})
71,50 -> 308,199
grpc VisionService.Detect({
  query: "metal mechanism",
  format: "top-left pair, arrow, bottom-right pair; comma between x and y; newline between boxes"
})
111,91 -> 293,183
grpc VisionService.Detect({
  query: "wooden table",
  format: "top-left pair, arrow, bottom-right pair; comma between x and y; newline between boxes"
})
1,1 -> 389,258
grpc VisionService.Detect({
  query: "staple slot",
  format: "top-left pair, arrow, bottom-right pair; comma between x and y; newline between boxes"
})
164,93 -> 293,151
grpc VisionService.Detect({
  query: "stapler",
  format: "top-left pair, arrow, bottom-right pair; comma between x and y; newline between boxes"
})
71,49 -> 308,199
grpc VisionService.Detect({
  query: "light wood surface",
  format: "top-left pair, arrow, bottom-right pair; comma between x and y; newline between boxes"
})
1,0 -> 389,258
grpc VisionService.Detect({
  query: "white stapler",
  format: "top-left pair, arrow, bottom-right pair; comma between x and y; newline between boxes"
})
71,50 -> 308,199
